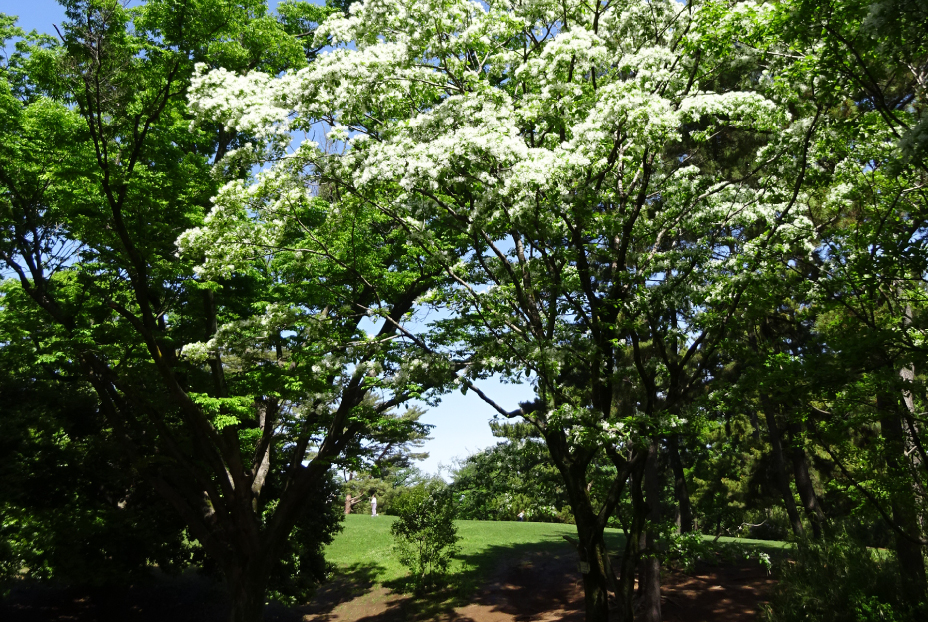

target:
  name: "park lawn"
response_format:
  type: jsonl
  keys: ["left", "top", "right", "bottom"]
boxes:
{"left": 712, "top": 535, "right": 793, "bottom": 552}
{"left": 324, "top": 515, "right": 790, "bottom": 591}
{"left": 325, "top": 515, "right": 591, "bottom": 587}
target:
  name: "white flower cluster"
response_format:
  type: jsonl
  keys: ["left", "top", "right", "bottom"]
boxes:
{"left": 180, "top": 303, "right": 301, "bottom": 363}
{"left": 185, "top": 0, "right": 787, "bottom": 265}
{"left": 179, "top": 0, "right": 804, "bottom": 435}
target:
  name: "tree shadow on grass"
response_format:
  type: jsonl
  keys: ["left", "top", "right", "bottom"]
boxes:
{"left": 299, "top": 561, "right": 388, "bottom": 620}
{"left": 308, "top": 529, "right": 788, "bottom": 622}
{"left": 322, "top": 562, "right": 389, "bottom": 602}
{"left": 454, "top": 541, "right": 584, "bottom": 621}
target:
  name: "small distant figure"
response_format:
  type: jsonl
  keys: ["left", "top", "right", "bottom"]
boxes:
{"left": 517, "top": 511, "right": 525, "bottom": 522}
{"left": 371, "top": 495, "right": 378, "bottom": 517}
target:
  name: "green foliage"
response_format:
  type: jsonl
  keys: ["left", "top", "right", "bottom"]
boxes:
{"left": 265, "top": 471, "right": 344, "bottom": 605}
{"left": 2, "top": 0, "right": 928, "bottom": 616}
{"left": 0, "top": 2, "right": 416, "bottom": 616}
{"left": 763, "top": 532, "right": 927, "bottom": 622}
{"left": 450, "top": 423, "right": 572, "bottom": 523}
{"left": 662, "top": 530, "right": 713, "bottom": 573}
{"left": 339, "top": 404, "right": 436, "bottom": 516}
{"left": 0, "top": 365, "right": 193, "bottom": 592}
{"left": 390, "top": 484, "right": 460, "bottom": 592}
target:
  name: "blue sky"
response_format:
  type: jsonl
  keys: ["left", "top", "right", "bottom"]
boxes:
{"left": 4, "top": 0, "right": 66, "bottom": 35}
{"left": 414, "top": 377, "right": 535, "bottom": 478}
{"left": 2, "top": 0, "right": 535, "bottom": 478}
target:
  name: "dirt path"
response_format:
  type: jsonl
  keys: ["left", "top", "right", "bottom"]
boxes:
{"left": 2, "top": 553, "right": 775, "bottom": 622}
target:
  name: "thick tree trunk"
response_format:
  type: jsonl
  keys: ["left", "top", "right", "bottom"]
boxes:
{"left": 638, "top": 438, "right": 662, "bottom": 622}
{"left": 344, "top": 494, "right": 365, "bottom": 514}
{"left": 787, "top": 422, "right": 825, "bottom": 539}
{"left": 878, "top": 391, "right": 928, "bottom": 606}
{"left": 225, "top": 557, "right": 270, "bottom": 622}
{"left": 668, "top": 435, "right": 694, "bottom": 534}
{"left": 761, "top": 399, "right": 805, "bottom": 537}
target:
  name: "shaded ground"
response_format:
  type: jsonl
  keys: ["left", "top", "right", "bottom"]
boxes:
{"left": 661, "top": 560, "right": 776, "bottom": 622}
{"left": 300, "top": 543, "right": 775, "bottom": 622}
{"left": 0, "top": 571, "right": 299, "bottom": 622}
{"left": 2, "top": 547, "right": 775, "bottom": 622}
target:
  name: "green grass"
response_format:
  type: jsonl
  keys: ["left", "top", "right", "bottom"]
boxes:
{"left": 711, "top": 535, "right": 794, "bottom": 553}
{"left": 324, "top": 515, "right": 791, "bottom": 595}
{"left": 710, "top": 536, "right": 792, "bottom": 548}
{"left": 325, "top": 515, "right": 595, "bottom": 586}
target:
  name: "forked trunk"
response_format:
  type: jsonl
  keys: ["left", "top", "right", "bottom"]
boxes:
{"left": 615, "top": 481, "right": 644, "bottom": 622}
{"left": 573, "top": 513, "right": 612, "bottom": 622}
{"left": 543, "top": 427, "right": 641, "bottom": 621}
{"left": 761, "top": 399, "right": 805, "bottom": 537}
{"left": 542, "top": 428, "right": 624, "bottom": 622}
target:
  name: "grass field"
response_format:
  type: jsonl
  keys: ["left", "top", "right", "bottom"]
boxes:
{"left": 324, "top": 515, "right": 790, "bottom": 592}
{"left": 325, "top": 515, "right": 594, "bottom": 593}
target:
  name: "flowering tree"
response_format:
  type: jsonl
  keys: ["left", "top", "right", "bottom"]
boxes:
{"left": 189, "top": 0, "right": 813, "bottom": 619}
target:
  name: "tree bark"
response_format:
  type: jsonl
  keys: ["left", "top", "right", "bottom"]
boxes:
{"left": 787, "top": 422, "right": 825, "bottom": 538}
{"left": 574, "top": 511, "right": 612, "bottom": 622}
{"left": 541, "top": 427, "right": 640, "bottom": 622}
{"left": 344, "top": 493, "right": 364, "bottom": 514}
{"left": 638, "top": 438, "right": 662, "bottom": 622}
{"left": 225, "top": 555, "right": 270, "bottom": 622}
{"left": 761, "top": 399, "right": 805, "bottom": 537}
{"left": 543, "top": 446, "right": 609, "bottom": 622}
{"left": 878, "top": 391, "right": 928, "bottom": 606}
{"left": 668, "top": 435, "right": 694, "bottom": 533}
{"left": 616, "top": 461, "right": 646, "bottom": 622}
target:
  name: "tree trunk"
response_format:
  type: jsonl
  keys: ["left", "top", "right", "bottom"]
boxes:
{"left": 573, "top": 512, "right": 612, "bottom": 622}
{"left": 749, "top": 409, "right": 762, "bottom": 442}
{"left": 668, "top": 435, "right": 694, "bottom": 533}
{"left": 638, "top": 438, "right": 662, "bottom": 622}
{"left": 542, "top": 426, "right": 642, "bottom": 622}
{"left": 225, "top": 558, "right": 270, "bottom": 622}
{"left": 344, "top": 494, "right": 364, "bottom": 514}
{"left": 617, "top": 463, "right": 646, "bottom": 622}
{"left": 787, "top": 422, "right": 825, "bottom": 538}
{"left": 761, "top": 399, "right": 805, "bottom": 537}
{"left": 878, "top": 391, "right": 928, "bottom": 606}
{"left": 544, "top": 450, "right": 610, "bottom": 622}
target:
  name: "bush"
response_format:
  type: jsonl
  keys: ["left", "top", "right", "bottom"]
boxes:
{"left": 390, "top": 484, "right": 459, "bottom": 593}
{"left": 763, "top": 532, "right": 926, "bottom": 622}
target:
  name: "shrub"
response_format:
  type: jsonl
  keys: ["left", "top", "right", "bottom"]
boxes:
{"left": 763, "top": 532, "right": 926, "bottom": 622}
{"left": 390, "top": 484, "right": 459, "bottom": 592}
{"left": 663, "top": 530, "right": 713, "bottom": 572}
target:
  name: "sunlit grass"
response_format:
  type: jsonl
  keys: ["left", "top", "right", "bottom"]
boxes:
{"left": 324, "top": 515, "right": 789, "bottom": 589}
